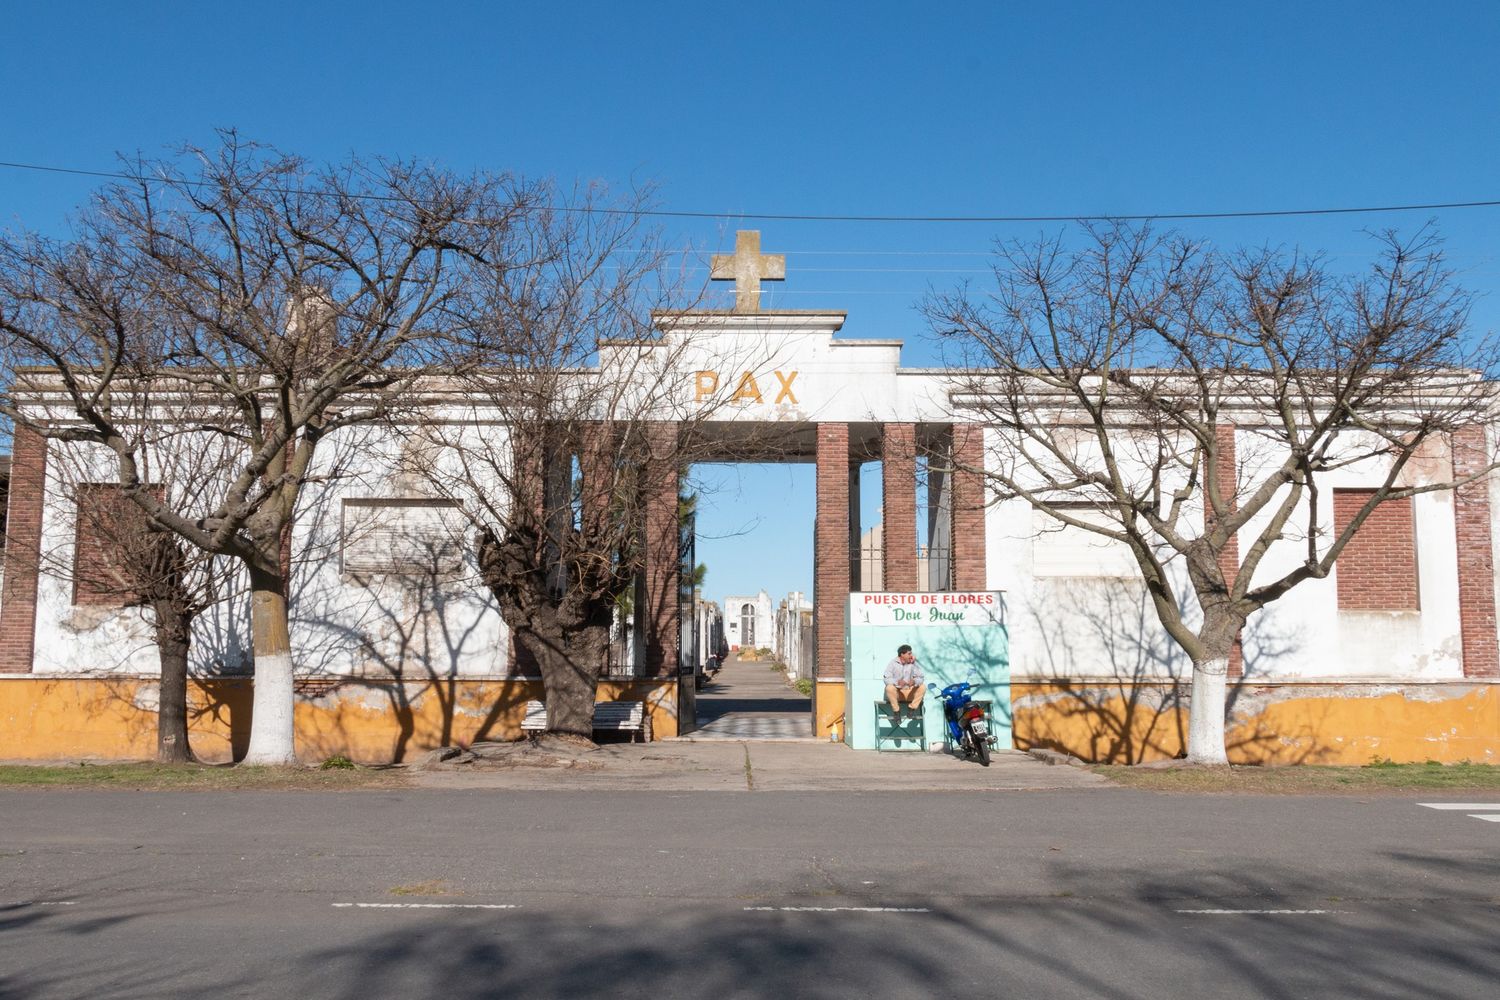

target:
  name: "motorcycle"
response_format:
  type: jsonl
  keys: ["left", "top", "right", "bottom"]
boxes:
{"left": 929, "top": 681, "right": 993, "bottom": 766}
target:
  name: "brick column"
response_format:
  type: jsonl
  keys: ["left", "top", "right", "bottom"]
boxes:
{"left": 951, "top": 423, "right": 987, "bottom": 591}
{"left": 815, "top": 423, "right": 850, "bottom": 680}
{"left": 577, "top": 422, "right": 613, "bottom": 542}
{"left": 882, "top": 423, "right": 918, "bottom": 591}
{"left": 1206, "top": 423, "right": 1243, "bottom": 677}
{"left": 1453, "top": 425, "right": 1499, "bottom": 677}
{"left": 0, "top": 426, "right": 46, "bottom": 673}
{"left": 641, "top": 422, "right": 680, "bottom": 678}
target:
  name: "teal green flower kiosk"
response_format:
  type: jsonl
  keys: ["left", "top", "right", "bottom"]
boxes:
{"left": 844, "top": 592, "right": 1009, "bottom": 751}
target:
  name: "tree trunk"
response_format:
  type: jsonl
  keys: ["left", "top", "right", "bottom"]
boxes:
{"left": 243, "top": 569, "right": 297, "bottom": 765}
{"left": 153, "top": 599, "right": 195, "bottom": 764}
{"left": 514, "top": 620, "right": 611, "bottom": 740}
{"left": 1186, "top": 656, "right": 1230, "bottom": 765}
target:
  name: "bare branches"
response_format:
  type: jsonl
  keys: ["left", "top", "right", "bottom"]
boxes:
{"left": 930, "top": 221, "right": 1497, "bottom": 646}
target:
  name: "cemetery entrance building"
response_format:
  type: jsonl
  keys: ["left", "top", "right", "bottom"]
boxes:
{"left": 3, "top": 232, "right": 1498, "bottom": 764}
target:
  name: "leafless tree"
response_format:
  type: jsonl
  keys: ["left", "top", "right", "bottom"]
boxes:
{"left": 925, "top": 223, "right": 1498, "bottom": 764}
{"left": 0, "top": 132, "right": 549, "bottom": 763}
{"left": 45, "top": 439, "right": 234, "bottom": 762}
{"left": 406, "top": 232, "right": 786, "bottom": 740}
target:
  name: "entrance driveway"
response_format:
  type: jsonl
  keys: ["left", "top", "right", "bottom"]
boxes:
{"left": 688, "top": 653, "right": 813, "bottom": 740}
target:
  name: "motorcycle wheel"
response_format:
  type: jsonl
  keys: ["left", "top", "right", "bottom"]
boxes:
{"left": 971, "top": 728, "right": 991, "bottom": 767}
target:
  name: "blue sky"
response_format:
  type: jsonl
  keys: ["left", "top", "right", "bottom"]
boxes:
{"left": 4, "top": 1, "right": 1498, "bottom": 604}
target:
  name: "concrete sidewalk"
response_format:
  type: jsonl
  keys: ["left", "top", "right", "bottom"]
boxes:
{"left": 412, "top": 739, "right": 1106, "bottom": 792}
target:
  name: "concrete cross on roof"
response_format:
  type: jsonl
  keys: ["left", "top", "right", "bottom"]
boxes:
{"left": 710, "top": 230, "right": 786, "bottom": 312}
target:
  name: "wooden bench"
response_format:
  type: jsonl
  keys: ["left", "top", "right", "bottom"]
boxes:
{"left": 521, "top": 700, "right": 652, "bottom": 742}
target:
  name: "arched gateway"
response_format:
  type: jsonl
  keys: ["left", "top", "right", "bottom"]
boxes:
{"left": 608, "top": 229, "right": 994, "bottom": 741}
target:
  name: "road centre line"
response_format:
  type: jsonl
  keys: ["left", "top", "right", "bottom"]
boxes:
{"left": 1470, "top": 815, "right": 1500, "bottom": 823}
{"left": 10, "top": 901, "right": 77, "bottom": 907}
{"left": 332, "top": 903, "right": 520, "bottom": 910}
{"left": 1176, "top": 909, "right": 1349, "bottom": 915}
{"left": 1417, "top": 803, "right": 1500, "bottom": 810}
{"left": 743, "top": 906, "right": 931, "bottom": 913}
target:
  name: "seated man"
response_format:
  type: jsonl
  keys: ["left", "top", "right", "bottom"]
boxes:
{"left": 883, "top": 644, "right": 925, "bottom": 720}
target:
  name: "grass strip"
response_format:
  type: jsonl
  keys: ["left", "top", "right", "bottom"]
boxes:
{"left": 0, "top": 761, "right": 407, "bottom": 791}
{"left": 1094, "top": 760, "right": 1500, "bottom": 794}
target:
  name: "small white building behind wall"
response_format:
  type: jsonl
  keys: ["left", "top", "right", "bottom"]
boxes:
{"left": 775, "top": 591, "right": 813, "bottom": 679}
{"left": 723, "top": 590, "right": 774, "bottom": 653}
{"left": 3, "top": 230, "right": 1498, "bottom": 763}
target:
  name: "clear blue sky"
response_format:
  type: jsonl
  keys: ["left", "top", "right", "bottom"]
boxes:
{"left": 4, "top": 1, "right": 1498, "bottom": 604}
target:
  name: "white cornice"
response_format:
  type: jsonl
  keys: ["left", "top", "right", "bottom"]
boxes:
{"left": 650, "top": 310, "right": 847, "bottom": 334}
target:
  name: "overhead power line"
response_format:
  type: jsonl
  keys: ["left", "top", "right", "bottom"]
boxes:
{"left": 2, "top": 157, "right": 1499, "bottom": 224}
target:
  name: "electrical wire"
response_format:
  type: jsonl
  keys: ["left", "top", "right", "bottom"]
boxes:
{"left": 2, "top": 158, "right": 1498, "bottom": 224}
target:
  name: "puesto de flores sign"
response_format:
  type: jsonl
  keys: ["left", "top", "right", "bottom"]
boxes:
{"left": 845, "top": 591, "right": 1009, "bottom": 752}
{"left": 851, "top": 591, "right": 1004, "bottom": 627}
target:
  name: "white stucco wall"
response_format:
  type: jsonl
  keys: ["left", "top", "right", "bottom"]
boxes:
{"left": 29, "top": 422, "right": 512, "bottom": 679}
{"left": 16, "top": 314, "right": 1488, "bottom": 689}
{"left": 987, "top": 424, "right": 1469, "bottom": 682}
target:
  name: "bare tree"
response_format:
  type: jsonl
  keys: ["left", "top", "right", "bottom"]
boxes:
{"left": 407, "top": 227, "right": 784, "bottom": 740}
{"left": 925, "top": 223, "right": 1498, "bottom": 764}
{"left": 51, "top": 461, "right": 231, "bottom": 762}
{"left": 0, "top": 133, "right": 541, "bottom": 764}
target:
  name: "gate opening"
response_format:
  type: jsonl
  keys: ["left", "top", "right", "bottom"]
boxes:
{"left": 681, "top": 462, "right": 816, "bottom": 739}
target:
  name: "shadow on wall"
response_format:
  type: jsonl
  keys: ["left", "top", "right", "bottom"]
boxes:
{"left": 1012, "top": 578, "right": 1315, "bottom": 764}
{"left": 39, "top": 577, "right": 255, "bottom": 762}
{"left": 930, "top": 617, "right": 1015, "bottom": 738}
{"left": 290, "top": 536, "right": 536, "bottom": 763}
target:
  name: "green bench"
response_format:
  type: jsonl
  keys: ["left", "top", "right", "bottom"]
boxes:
{"left": 874, "top": 701, "right": 926, "bottom": 751}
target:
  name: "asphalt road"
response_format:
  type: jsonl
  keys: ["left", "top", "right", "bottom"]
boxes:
{"left": 3, "top": 788, "right": 1497, "bottom": 998}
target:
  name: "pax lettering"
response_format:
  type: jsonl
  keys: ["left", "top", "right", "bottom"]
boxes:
{"left": 694, "top": 370, "right": 799, "bottom": 405}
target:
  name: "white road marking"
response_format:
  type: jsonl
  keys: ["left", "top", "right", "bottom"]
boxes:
{"left": 743, "top": 906, "right": 930, "bottom": 913}
{"left": 11, "top": 901, "right": 77, "bottom": 907}
{"left": 1418, "top": 803, "right": 1500, "bottom": 823}
{"left": 1176, "top": 909, "right": 1348, "bottom": 915}
{"left": 1417, "top": 803, "right": 1500, "bottom": 810}
{"left": 332, "top": 903, "right": 519, "bottom": 910}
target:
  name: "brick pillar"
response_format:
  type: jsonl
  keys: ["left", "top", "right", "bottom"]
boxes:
{"left": 577, "top": 422, "right": 613, "bottom": 541}
{"left": 641, "top": 422, "right": 680, "bottom": 678}
{"left": 815, "top": 423, "right": 850, "bottom": 680}
{"left": 0, "top": 426, "right": 46, "bottom": 673}
{"left": 1206, "top": 423, "right": 1243, "bottom": 677}
{"left": 882, "top": 423, "right": 918, "bottom": 591}
{"left": 951, "top": 423, "right": 987, "bottom": 591}
{"left": 1453, "top": 425, "right": 1499, "bottom": 677}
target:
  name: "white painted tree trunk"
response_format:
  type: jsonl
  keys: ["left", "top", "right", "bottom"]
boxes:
{"left": 242, "top": 651, "right": 297, "bottom": 765}
{"left": 243, "top": 579, "right": 298, "bottom": 765}
{"left": 1186, "top": 656, "right": 1230, "bottom": 765}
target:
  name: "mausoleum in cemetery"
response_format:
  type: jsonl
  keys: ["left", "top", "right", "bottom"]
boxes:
{"left": 2, "top": 232, "right": 1497, "bottom": 764}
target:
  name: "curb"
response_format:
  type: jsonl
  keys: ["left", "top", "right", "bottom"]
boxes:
{"left": 1027, "top": 748, "right": 1087, "bottom": 768}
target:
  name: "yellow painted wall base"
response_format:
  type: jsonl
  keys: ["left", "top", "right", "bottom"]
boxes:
{"left": 0, "top": 676, "right": 678, "bottom": 764}
{"left": 1012, "top": 680, "right": 1500, "bottom": 765}
{"left": 3, "top": 676, "right": 1496, "bottom": 765}
{"left": 813, "top": 680, "right": 846, "bottom": 741}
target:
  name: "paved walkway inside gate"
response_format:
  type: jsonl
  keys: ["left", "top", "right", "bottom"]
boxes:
{"left": 686, "top": 653, "right": 814, "bottom": 741}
